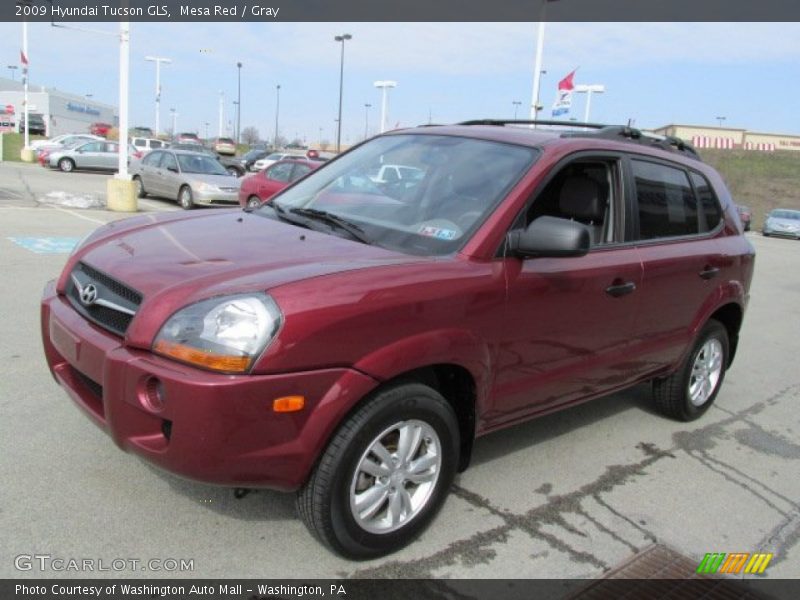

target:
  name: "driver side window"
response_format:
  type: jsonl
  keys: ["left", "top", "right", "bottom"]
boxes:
{"left": 525, "top": 160, "right": 620, "bottom": 247}
{"left": 267, "top": 162, "right": 293, "bottom": 182}
{"left": 161, "top": 153, "right": 178, "bottom": 171}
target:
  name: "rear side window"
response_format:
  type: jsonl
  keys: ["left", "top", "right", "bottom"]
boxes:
{"left": 633, "top": 160, "right": 698, "bottom": 239}
{"left": 690, "top": 172, "right": 722, "bottom": 231}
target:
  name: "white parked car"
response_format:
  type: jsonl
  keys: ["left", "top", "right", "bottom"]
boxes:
{"left": 131, "top": 137, "right": 168, "bottom": 154}
{"left": 252, "top": 152, "right": 304, "bottom": 172}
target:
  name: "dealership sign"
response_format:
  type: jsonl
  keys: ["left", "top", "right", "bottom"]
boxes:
{"left": 66, "top": 102, "right": 101, "bottom": 116}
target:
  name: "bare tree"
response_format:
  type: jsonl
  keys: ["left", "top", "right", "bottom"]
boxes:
{"left": 241, "top": 126, "right": 260, "bottom": 146}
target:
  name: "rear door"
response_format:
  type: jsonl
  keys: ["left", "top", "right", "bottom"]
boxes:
{"left": 139, "top": 151, "right": 164, "bottom": 195}
{"left": 75, "top": 141, "right": 105, "bottom": 169}
{"left": 628, "top": 157, "right": 726, "bottom": 372}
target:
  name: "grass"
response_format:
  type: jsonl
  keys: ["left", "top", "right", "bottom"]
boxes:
{"left": 0, "top": 132, "right": 46, "bottom": 162}
{"left": 698, "top": 149, "right": 800, "bottom": 229}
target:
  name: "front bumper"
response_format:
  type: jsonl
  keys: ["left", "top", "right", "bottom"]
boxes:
{"left": 41, "top": 281, "right": 377, "bottom": 490}
{"left": 193, "top": 188, "right": 240, "bottom": 206}
{"left": 763, "top": 227, "right": 800, "bottom": 239}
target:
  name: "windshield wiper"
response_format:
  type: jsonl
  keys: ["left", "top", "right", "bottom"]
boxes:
{"left": 288, "top": 207, "right": 372, "bottom": 244}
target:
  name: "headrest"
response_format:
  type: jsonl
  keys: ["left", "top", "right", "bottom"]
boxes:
{"left": 559, "top": 176, "right": 606, "bottom": 222}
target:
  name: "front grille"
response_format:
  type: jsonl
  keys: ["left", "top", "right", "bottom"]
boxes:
{"left": 67, "top": 262, "right": 143, "bottom": 336}
{"left": 74, "top": 368, "right": 103, "bottom": 400}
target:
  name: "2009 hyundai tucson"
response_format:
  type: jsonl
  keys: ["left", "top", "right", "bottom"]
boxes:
{"left": 41, "top": 121, "right": 755, "bottom": 558}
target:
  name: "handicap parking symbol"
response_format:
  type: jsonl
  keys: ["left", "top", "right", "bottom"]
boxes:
{"left": 8, "top": 237, "right": 81, "bottom": 254}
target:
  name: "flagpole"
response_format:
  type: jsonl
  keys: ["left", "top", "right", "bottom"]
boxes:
{"left": 22, "top": 19, "right": 29, "bottom": 150}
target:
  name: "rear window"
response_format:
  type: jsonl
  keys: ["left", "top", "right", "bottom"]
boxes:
{"left": 633, "top": 160, "right": 699, "bottom": 239}
{"left": 689, "top": 172, "right": 722, "bottom": 231}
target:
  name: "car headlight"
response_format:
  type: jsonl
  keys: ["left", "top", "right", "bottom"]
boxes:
{"left": 153, "top": 293, "right": 282, "bottom": 373}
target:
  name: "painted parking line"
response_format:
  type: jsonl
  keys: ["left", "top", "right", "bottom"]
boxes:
{"left": 7, "top": 236, "right": 80, "bottom": 254}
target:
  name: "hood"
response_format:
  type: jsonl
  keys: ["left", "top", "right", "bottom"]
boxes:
{"left": 71, "top": 210, "right": 423, "bottom": 343}
{"left": 185, "top": 173, "right": 241, "bottom": 188}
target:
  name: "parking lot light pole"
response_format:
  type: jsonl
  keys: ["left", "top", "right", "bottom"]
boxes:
{"left": 364, "top": 103, "right": 371, "bottom": 139}
{"left": 373, "top": 80, "right": 397, "bottom": 133}
{"left": 236, "top": 62, "right": 242, "bottom": 144}
{"left": 530, "top": 1, "right": 559, "bottom": 127}
{"left": 218, "top": 90, "right": 224, "bottom": 138}
{"left": 7, "top": 65, "right": 17, "bottom": 81}
{"left": 512, "top": 100, "right": 522, "bottom": 120}
{"left": 574, "top": 84, "right": 605, "bottom": 123}
{"left": 274, "top": 84, "right": 281, "bottom": 148}
{"left": 716, "top": 116, "right": 726, "bottom": 127}
{"left": 144, "top": 55, "right": 172, "bottom": 137}
{"left": 334, "top": 34, "right": 352, "bottom": 153}
{"left": 170, "top": 107, "right": 177, "bottom": 137}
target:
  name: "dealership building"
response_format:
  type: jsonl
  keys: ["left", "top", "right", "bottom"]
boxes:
{"left": 652, "top": 124, "right": 800, "bottom": 152}
{"left": 0, "top": 76, "right": 117, "bottom": 137}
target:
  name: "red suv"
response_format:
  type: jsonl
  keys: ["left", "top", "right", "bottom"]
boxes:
{"left": 41, "top": 121, "right": 754, "bottom": 559}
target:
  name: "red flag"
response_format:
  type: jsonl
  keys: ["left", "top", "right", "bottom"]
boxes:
{"left": 20, "top": 50, "right": 28, "bottom": 66}
{"left": 558, "top": 70, "right": 576, "bottom": 91}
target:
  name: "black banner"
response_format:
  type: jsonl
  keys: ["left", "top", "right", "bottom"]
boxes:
{"left": 6, "top": 0, "right": 800, "bottom": 22}
{"left": 3, "top": 579, "right": 800, "bottom": 600}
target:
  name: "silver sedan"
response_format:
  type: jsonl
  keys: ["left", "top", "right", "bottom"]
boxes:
{"left": 130, "top": 149, "right": 241, "bottom": 209}
{"left": 48, "top": 140, "right": 129, "bottom": 173}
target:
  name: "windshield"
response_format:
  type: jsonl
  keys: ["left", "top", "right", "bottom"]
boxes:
{"left": 771, "top": 210, "right": 800, "bottom": 220}
{"left": 266, "top": 133, "right": 537, "bottom": 256}
{"left": 177, "top": 154, "right": 228, "bottom": 175}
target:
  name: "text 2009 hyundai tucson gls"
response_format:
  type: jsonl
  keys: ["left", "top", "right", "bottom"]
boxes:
{"left": 42, "top": 121, "right": 755, "bottom": 558}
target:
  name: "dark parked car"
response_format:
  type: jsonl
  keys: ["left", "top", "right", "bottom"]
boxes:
{"left": 169, "top": 142, "right": 246, "bottom": 177}
{"left": 42, "top": 120, "right": 754, "bottom": 559}
{"left": 762, "top": 208, "right": 800, "bottom": 239}
{"left": 737, "top": 205, "right": 752, "bottom": 231}
{"left": 19, "top": 112, "right": 47, "bottom": 135}
{"left": 238, "top": 158, "right": 321, "bottom": 208}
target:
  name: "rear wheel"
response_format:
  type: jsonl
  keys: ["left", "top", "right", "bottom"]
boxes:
{"left": 178, "top": 186, "right": 194, "bottom": 210}
{"left": 58, "top": 158, "right": 75, "bottom": 173}
{"left": 296, "top": 382, "right": 459, "bottom": 559}
{"left": 653, "top": 319, "right": 729, "bottom": 421}
{"left": 227, "top": 166, "right": 242, "bottom": 177}
{"left": 247, "top": 196, "right": 262, "bottom": 209}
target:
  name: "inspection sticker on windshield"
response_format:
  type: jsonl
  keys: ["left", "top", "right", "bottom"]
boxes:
{"left": 418, "top": 226, "right": 457, "bottom": 240}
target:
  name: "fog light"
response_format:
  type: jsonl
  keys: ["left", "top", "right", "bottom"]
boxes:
{"left": 143, "top": 377, "right": 166, "bottom": 412}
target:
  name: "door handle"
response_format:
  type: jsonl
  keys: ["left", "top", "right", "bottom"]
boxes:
{"left": 699, "top": 266, "right": 720, "bottom": 280}
{"left": 605, "top": 280, "right": 636, "bottom": 298}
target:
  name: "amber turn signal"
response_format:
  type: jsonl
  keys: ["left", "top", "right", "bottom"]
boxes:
{"left": 273, "top": 395, "right": 305, "bottom": 413}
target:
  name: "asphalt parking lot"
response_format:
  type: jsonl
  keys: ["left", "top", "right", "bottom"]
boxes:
{"left": 1, "top": 161, "right": 798, "bottom": 581}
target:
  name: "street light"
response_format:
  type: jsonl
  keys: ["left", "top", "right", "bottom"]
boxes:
{"left": 144, "top": 55, "right": 172, "bottom": 137}
{"left": 364, "top": 103, "right": 372, "bottom": 138}
{"left": 334, "top": 33, "right": 352, "bottom": 153}
{"left": 169, "top": 107, "right": 177, "bottom": 137}
{"left": 236, "top": 61, "right": 242, "bottom": 144}
{"left": 274, "top": 84, "right": 281, "bottom": 148}
{"left": 512, "top": 100, "right": 522, "bottom": 120}
{"left": 7, "top": 65, "right": 17, "bottom": 81}
{"left": 218, "top": 90, "right": 224, "bottom": 138}
{"left": 535, "top": 70, "right": 547, "bottom": 117}
{"left": 574, "top": 84, "right": 605, "bottom": 123}
{"left": 716, "top": 116, "right": 726, "bottom": 128}
{"left": 373, "top": 80, "right": 397, "bottom": 133}
{"left": 233, "top": 100, "right": 239, "bottom": 140}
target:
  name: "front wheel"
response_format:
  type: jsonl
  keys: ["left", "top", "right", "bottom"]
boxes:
{"left": 227, "top": 166, "right": 242, "bottom": 177}
{"left": 58, "top": 158, "right": 75, "bottom": 173}
{"left": 178, "top": 186, "right": 194, "bottom": 210}
{"left": 133, "top": 176, "right": 147, "bottom": 198}
{"left": 246, "top": 196, "right": 262, "bottom": 209}
{"left": 653, "top": 319, "right": 729, "bottom": 421}
{"left": 296, "top": 383, "right": 459, "bottom": 559}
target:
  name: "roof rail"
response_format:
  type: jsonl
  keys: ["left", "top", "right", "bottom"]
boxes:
{"left": 457, "top": 119, "right": 608, "bottom": 129}
{"left": 562, "top": 125, "right": 702, "bottom": 161}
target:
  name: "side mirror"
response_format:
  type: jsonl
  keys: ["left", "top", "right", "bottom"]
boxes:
{"left": 507, "top": 216, "right": 590, "bottom": 258}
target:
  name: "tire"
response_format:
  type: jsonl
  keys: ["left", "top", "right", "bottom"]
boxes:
{"left": 653, "top": 319, "right": 729, "bottom": 421}
{"left": 296, "top": 382, "right": 460, "bottom": 559}
{"left": 247, "top": 196, "right": 262, "bottom": 209}
{"left": 227, "top": 166, "right": 243, "bottom": 177}
{"left": 178, "top": 186, "right": 194, "bottom": 210}
{"left": 133, "top": 176, "right": 147, "bottom": 198}
{"left": 58, "top": 158, "right": 75, "bottom": 173}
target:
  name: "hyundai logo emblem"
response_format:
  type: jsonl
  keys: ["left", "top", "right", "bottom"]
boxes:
{"left": 79, "top": 283, "right": 99, "bottom": 307}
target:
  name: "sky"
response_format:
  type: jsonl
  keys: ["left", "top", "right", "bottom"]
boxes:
{"left": 1, "top": 21, "right": 800, "bottom": 143}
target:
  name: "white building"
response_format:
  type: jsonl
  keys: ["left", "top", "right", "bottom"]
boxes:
{"left": 0, "top": 76, "right": 117, "bottom": 137}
